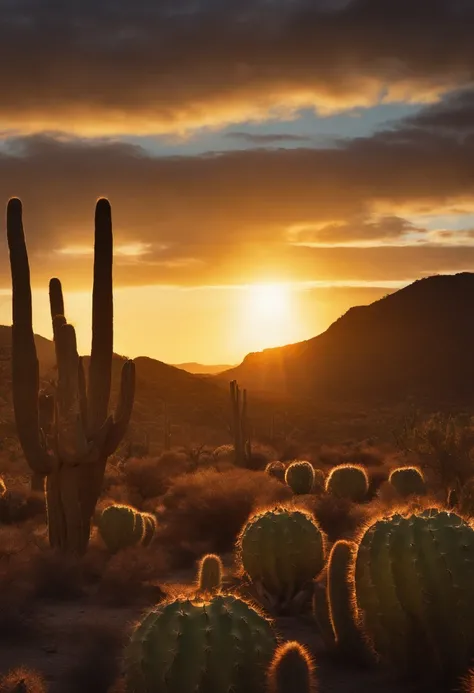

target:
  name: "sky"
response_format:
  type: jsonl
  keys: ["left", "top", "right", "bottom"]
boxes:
{"left": 2, "top": 0, "right": 474, "bottom": 364}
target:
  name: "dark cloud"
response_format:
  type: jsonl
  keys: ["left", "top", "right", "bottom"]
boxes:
{"left": 225, "top": 132, "right": 314, "bottom": 144}
{"left": 0, "top": 0, "right": 473, "bottom": 133}
{"left": 291, "top": 216, "right": 425, "bottom": 244}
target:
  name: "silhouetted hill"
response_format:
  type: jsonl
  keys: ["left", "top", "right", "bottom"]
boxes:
{"left": 173, "top": 362, "right": 234, "bottom": 375}
{"left": 222, "top": 273, "right": 474, "bottom": 403}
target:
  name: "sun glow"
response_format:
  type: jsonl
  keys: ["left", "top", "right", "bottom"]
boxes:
{"left": 250, "top": 283, "right": 291, "bottom": 319}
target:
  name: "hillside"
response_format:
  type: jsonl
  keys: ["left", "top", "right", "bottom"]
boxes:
{"left": 222, "top": 273, "right": 474, "bottom": 403}
{"left": 173, "top": 362, "right": 234, "bottom": 375}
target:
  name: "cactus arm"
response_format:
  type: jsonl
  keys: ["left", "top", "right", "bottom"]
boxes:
{"left": 87, "top": 198, "right": 113, "bottom": 435}
{"left": 6, "top": 198, "right": 52, "bottom": 474}
{"left": 104, "top": 359, "right": 136, "bottom": 456}
{"left": 49, "top": 277, "right": 65, "bottom": 323}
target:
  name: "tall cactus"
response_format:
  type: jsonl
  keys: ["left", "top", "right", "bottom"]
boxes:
{"left": 7, "top": 198, "right": 135, "bottom": 553}
{"left": 230, "top": 380, "right": 250, "bottom": 466}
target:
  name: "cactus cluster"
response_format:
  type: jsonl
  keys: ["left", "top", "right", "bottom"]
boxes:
{"left": 325, "top": 464, "right": 368, "bottom": 502}
{"left": 285, "top": 460, "right": 315, "bottom": 495}
{"left": 388, "top": 466, "right": 426, "bottom": 497}
{"left": 6, "top": 198, "right": 135, "bottom": 553}
{"left": 353, "top": 507, "right": 474, "bottom": 687}
{"left": 125, "top": 594, "right": 277, "bottom": 693}
{"left": 238, "top": 507, "right": 325, "bottom": 609}
{"left": 98, "top": 504, "right": 156, "bottom": 552}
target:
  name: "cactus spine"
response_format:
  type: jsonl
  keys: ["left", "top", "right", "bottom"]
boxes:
{"left": 353, "top": 508, "right": 474, "bottom": 686}
{"left": 197, "top": 553, "right": 223, "bottom": 593}
{"left": 238, "top": 507, "right": 325, "bottom": 608}
{"left": 388, "top": 466, "right": 426, "bottom": 497}
{"left": 267, "top": 641, "right": 317, "bottom": 693}
{"left": 125, "top": 594, "right": 277, "bottom": 693}
{"left": 7, "top": 198, "right": 135, "bottom": 553}
{"left": 230, "top": 380, "right": 250, "bottom": 466}
{"left": 325, "top": 464, "right": 368, "bottom": 502}
{"left": 285, "top": 461, "right": 315, "bottom": 495}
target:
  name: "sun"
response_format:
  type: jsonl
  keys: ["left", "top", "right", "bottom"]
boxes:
{"left": 250, "top": 283, "right": 291, "bottom": 319}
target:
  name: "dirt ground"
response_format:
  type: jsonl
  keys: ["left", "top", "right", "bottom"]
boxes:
{"left": 0, "top": 570, "right": 416, "bottom": 693}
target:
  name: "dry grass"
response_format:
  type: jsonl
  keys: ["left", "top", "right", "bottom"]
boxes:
{"left": 0, "top": 668, "right": 47, "bottom": 693}
{"left": 96, "top": 545, "right": 169, "bottom": 606}
{"left": 122, "top": 452, "right": 191, "bottom": 501}
{"left": 158, "top": 468, "right": 293, "bottom": 566}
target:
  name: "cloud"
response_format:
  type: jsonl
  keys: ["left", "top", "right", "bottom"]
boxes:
{"left": 225, "top": 132, "right": 314, "bottom": 144}
{"left": 2, "top": 89, "right": 474, "bottom": 288}
{"left": 0, "top": 0, "right": 473, "bottom": 134}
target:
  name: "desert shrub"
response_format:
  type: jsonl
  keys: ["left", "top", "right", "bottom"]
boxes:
{"left": 97, "top": 546, "right": 169, "bottom": 606}
{"left": 0, "top": 668, "right": 47, "bottom": 693}
{"left": 0, "top": 487, "right": 46, "bottom": 524}
{"left": 158, "top": 468, "right": 293, "bottom": 566}
{"left": 318, "top": 443, "right": 386, "bottom": 468}
{"left": 123, "top": 452, "right": 190, "bottom": 500}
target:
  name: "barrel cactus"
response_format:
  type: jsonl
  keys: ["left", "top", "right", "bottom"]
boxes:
{"left": 266, "top": 461, "right": 286, "bottom": 483}
{"left": 141, "top": 512, "right": 157, "bottom": 547}
{"left": 267, "top": 641, "right": 316, "bottom": 693}
{"left": 285, "top": 461, "right": 315, "bottom": 495}
{"left": 124, "top": 594, "right": 277, "bottom": 693}
{"left": 325, "top": 464, "right": 368, "bottom": 502}
{"left": 353, "top": 507, "right": 474, "bottom": 686}
{"left": 463, "top": 669, "right": 474, "bottom": 693}
{"left": 98, "top": 504, "right": 144, "bottom": 553}
{"left": 326, "top": 540, "right": 369, "bottom": 663}
{"left": 197, "top": 553, "right": 223, "bottom": 593}
{"left": 388, "top": 466, "right": 426, "bottom": 498}
{"left": 237, "top": 506, "right": 326, "bottom": 611}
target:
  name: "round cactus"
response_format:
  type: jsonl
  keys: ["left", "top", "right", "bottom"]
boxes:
{"left": 267, "top": 641, "right": 316, "bottom": 693}
{"left": 325, "top": 464, "right": 368, "bottom": 502}
{"left": 238, "top": 507, "right": 326, "bottom": 605}
{"left": 353, "top": 507, "right": 474, "bottom": 686}
{"left": 141, "top": 512, "right": 157, "bottom": 547}
{"left": 285, "top": 461, "right": 315, "bottom": 495}
{"left": 0, "top": 667, "right": 47, "bottom": 693}
{"left": 98, "top": 504, "right": 144, "bottom": 553}
{"left": 327, "top": 540, "right": 368, "bottom": 663}
{"left": 265, "top": 461, "right": 286, "bottom": 483}
{"left": 197, "top": 553, "right": 223, "bottom": 593}
{"left": 388, "top": 466, "right": 426, "bottom": 498}
{"left": 125, "top": 594, "right": 277, "bottom": 693}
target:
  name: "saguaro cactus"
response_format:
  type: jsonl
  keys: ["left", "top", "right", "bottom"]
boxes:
{"left": 7, "top": 197, "right": 135, "bottom": 554}
{"left": 230, "top": 379, "right": 251, "bottom": 466}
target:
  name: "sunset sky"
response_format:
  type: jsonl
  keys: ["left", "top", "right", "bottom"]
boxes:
{"left": 1, "top": 0, "right": 474, "bottom": 364}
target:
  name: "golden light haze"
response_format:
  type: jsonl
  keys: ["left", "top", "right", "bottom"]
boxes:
{"left": 0, "top": 283, "right": 392, "bottom": 364}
